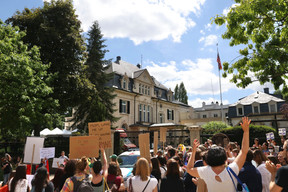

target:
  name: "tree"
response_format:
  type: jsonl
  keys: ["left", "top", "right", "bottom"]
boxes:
{"left": 213, "top": 0, "right": 288, "bottom": 97}
{"left": 6, "top": 0, "right": 86, "bottom": 113}
{"left": 179, "top": 82, "right": 188, "bottom": 104}
{"left": 71, "top": 21, "right": 117, "bottom": 132}
{"left": 202, "top": 121, "right": 230, "bottom": 135}
{"left": 174, "top": 84, "right": 179, "bottom": 101}
{"left": 0, "top": 20, "right": 58, "bottom": 140}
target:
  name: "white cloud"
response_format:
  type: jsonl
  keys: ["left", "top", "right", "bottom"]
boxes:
{"left": 188, "top": 97, "right": 230, "bottom": 108}
{"left": 200, "top": 30, "right": 205, "bottom": 35}
{"left": 204, "top": 23, "right": 212, "bottom": 31}
{"left": 70, "top": 0, "right": 206, "bottom": 45}
{"left": 222, "top": 3, "right": 240, "bottom": 16}
{"left": 198, "top": 34, "right": 218, "bottom": 47}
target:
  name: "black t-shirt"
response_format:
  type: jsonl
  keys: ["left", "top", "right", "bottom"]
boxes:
{"left": 275, "top": 166, "right": 288, "bottom": 192}
{"left": 2, "top": 161, "right": 12, "bottom": 174}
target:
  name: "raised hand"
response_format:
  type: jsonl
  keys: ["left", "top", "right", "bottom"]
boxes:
{"left": 193, "top": 139, "right": 200, "bottom": 152}
{"left": 240, "top": 116, "right": 250, "bottom": 132}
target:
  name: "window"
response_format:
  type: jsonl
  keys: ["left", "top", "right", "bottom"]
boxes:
{"left": 148, "top": 87, "right": 150, "bottom": 95}
{"left": 139, "top": 84, "right": 141, "bottom": 93}
{"left": 167, "top": 109, "right": 174, "bottom": 120}
{"left": 159, "top": 113, "right": 163, "bottom": 123}
{"left": 203, "top": 114, "right": 207, "bottom": 118}
{"left": 214, "top": 114, "right": 218, "bottom": 117}
{"left": 253, "top": 106, "right": 259, "bottom": 113}
{"left": 147, "top": 106, "right": 150, "bottom": 122}
{"left": 145, "top": 86, "right": 147, "bottom": 95}
{"left": 143, "top": 105, "right": 146, "bottom": 122}
{"left": 123, "top": 79, "right": 127, "bottom": 89}
{"left": 142, "top": 85, "right": 144, "bottom": 94}
{"left": 139, "top": 104, "right": 142, "bottom": 121}
{"left": 270, "top": 104, "right": 276, "bottom": 112}
{"left": 119, "top": 99, "right": 130, "bottom": 114}
{"left": 237, "top": 107, "right": 243, "bottom": 116}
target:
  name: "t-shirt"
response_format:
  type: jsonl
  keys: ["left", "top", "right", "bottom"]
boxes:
{"left": 9, "top": 178, "right": 29, "bottom": 192}
{"left": 2, "top": 161, "right": 12, "bottom": 174}
{"left": 107, "top": 174, "right": 122, "bottom": 190}
{"left": 197, "top": 162, "right": 239, "bottom": 192}
{"left": 127, "top": 176, "right": 158, "bottom": 192}
{"left": 257, "top": 162, "right": 271, "bottom": 192}
{"left": 275, "top": 166, "right": 288, "bottom": 192}
{"left": 91, "top": 178, "right": 104, "bottom": 192}
{"left": 160, "top": 176, "right": 184, "bottom": 192}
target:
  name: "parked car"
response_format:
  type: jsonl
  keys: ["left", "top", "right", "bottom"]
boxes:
{"left": 115, "top": 128, "right": 137, "bottom": 151}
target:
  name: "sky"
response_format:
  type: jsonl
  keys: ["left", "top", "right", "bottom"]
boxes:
{"left": 0, "top": 0, "right": 275, "bottom": 107}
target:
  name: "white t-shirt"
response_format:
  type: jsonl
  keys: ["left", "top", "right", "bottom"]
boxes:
{"left": 160, "top": 166, "right": 166, "bottom": 179}
{"left": 127, "top": 176, "right": 158, "bottom": 192}
{"left": 257, "top": 162, "right": 271, "bottom": 192}
{"left": 9, "top": 178, "right": 29, "bottom": 192}
{"left": 197, "top": 162, "right": 239, "bottom": 192}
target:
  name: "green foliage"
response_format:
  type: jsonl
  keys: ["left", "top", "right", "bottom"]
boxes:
{"left": 219, "top": 124, "right": 277, "bottom": 145}
{"left": 6, "top": 0, "right": 86, "bottom": 113}
{"left": 202, "top": 121, "right": 230, "bottom": 134}
{"left": 213, "top": 0, "right": 288, "bottom": 94}
{"left": 72, "top": 21, "right": 117, "bottom": 132}
{"left": 174, "top": 82, "right": 188, "bottom": 104}
{"left": 0, "top": 20, "right": 58, "bottom": 140}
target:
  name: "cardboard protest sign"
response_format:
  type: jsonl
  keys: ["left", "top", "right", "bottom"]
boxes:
{"left": 69, "top": 136, "right": 99, "bottom": 159}
{"left": 52, "top": 158, "right": 65, "bottom": 168}
{"left": 40, "top": 147, "right": 55, "bottom": 159}
{"left": 153, "top": 131, "right": 158, "bottom": 156}
{"left": 139, "top": 133, "right": 150, "bottom": 161}
{"left": 160, "top": 128, "right": 167, "bottom": 143}
{"left": 279, "top": 128, "right": 286, "bottom": 136}
{"left": 23, "top": 137, "right": 45, "bottom": 164}
{"left": 88, "top": 121, "right": 112, "bottom": 149}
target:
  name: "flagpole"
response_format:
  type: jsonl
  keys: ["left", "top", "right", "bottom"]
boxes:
{"left": 217, "top": 44, "right": 224, "bottom": 122}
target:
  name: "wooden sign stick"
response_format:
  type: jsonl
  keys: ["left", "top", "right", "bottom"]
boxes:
{"left": 30, "top": 144, "right": 35, "bottom": 173}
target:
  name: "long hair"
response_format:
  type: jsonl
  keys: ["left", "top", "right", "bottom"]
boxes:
{"left": 75, "top": 157, "right": 88, "bottom": 173}
{"left": 10, "top": 165, "right": 27, "bottom": 192}
{"left": 135, "top": 158, "right": 150, "bottom": 181}
{"left": 166, "top": 159, "right": 180, "bottom": 178}
{"left": 32, "top": 167, "right": 48, "bottom": 192}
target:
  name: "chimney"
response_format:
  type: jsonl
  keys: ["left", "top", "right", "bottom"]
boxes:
{"left": 264, "top": 88, "right": 269, "bottom": 94}
{"left": 202, "top": 102, "right": 206, "bottom": 107}
{"left": 137, "top": 63, "right": 141, "bottom": 69}
{"left": 116, "top": 56, "right": 121, "bottom": 64}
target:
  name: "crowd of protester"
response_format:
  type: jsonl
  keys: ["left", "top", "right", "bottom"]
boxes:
{"left": 1, "top": 117, "right": 288, "bottom": 192}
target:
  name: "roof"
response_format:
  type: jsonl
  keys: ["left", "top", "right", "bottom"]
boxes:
{"left": 230, "top": 91, "right": 285, "bottom": 106}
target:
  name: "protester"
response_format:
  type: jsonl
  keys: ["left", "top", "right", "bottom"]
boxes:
{"left": 150, "top": 157, "right": 161, "bottom": 182}
{"left": 52, "top": 167, "right": 64, "bottom": 192}
{"left": 8, "top": 164, "right": 29, "bottom": 192}
{"left": 253, "top": 138, "right": 262, "bottom": 149}
{"left": 58, "top": 160, "right": 76, "bottom": 191}
{"left": 91, "top": 148, "right": 108, "bottom": 191}
{"left": 186, "top": 116, "right": 250, "bottom": 192}
{"left": 172, "top": 156, "right": 185, "bottom": 178}
{"left": 160, "top": 159, "right": 184, "bottom": 192}
{"left": 106, "top": 162, "right": 122, "bottom": 191}
{"left": 167, "top": 148, "right": 176, "bottom": 159}
{"left": 60, "top": 157, "right": 91, "bottom": 192}
{"left": 127, "top": 158, "right": 158, "bottom": 192}
{"left": 262, "top": 142, "right": 270, "bottom": 155}
{"left": 238, "top": 150, "right": 262, "bottom": 192}
{"left": 59, "top": 151, "right": 68, "bottom": 160}
{"left": 266, "top": 160, "right": 288, "bottom": 191}
{"left": 109, "top": 154, "right": 122, "bottom": 177}
{"left": 253, "top": 149, "right": 271, "bottom": 192}
{"left": 1, "top": 153, "right": 12, "bottom": 185}
{"left": 277, "top": 151, "right": 287, "bottom": 166}
{"left": 31, "top": 167, "right": 54, "bottom": 192}
{"left": 157, "top": 156, "right": 167, "bottom": 179}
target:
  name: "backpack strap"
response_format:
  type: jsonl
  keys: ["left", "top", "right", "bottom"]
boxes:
{"left": 142, "top": 178, "right": 151, "bottom": 192}
{"left": 226, "top": 167, "right": 249, "bottom": 192}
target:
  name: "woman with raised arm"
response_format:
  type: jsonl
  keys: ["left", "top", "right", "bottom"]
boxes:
{"left": 91, "top": 148, "right": 108, "bottom": 192}
{"left": 186, "top": 116, "right": 250, "bottom": 192}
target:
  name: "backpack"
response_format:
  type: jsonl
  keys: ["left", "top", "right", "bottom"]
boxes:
{"left": 71, "top": 174, "right": 94, "bottom": 192}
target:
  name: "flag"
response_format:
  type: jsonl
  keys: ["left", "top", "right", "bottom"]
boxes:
{"left": 217, "top": 52, "right": 222, "bottom": 70}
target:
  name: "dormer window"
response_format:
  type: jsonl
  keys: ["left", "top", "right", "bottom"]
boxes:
{"left": 123, "top": 79, "right": 127, "bottom": 89}
{"left": 269, "top": 103, "right": 277, "bottom": 113}
{"left": 237, "top": 106, "right": 244, "bottom": 116}
{"left": 121, "top": 74, "right": 129, "bottom": 90}
{"left": 252, "top": 103, "right": 260, "bottom": 114}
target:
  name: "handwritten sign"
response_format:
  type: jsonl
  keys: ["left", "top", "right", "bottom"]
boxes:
{"left": 40, "top": 147, "right": 55, "bottom": 159}
{"left": 279, "top": 128, "right": 286, "bottom": 136}
{"left": 23, "top": 137, "right": 44, "bottom": 164}
{"left": 266, "top": 132, "right": 275, "bottom": 140}
{"left": 139, "top": 133, "right": 150, "bottom": 161}
{"left": 69, "top": 136, "right": 99, "bottom": 159}
{"left": 153, "top": 131, "right": 158, "bottom": 156}
{"left": 160, "top": 128, "right": 167, "bottom": 143}
{"left": 52, "top": 158, "right": 65, "bottom": 168}
{"left": 88, "top": 121, "right": 112, "bottom": 149}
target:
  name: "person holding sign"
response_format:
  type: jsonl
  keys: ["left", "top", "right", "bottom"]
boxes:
{"left": 91, "top": 148, "right": 108, "bottom": 191}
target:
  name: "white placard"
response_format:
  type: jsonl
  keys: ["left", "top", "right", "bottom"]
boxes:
{"left": 24, "top": 137, "right": 45, "bottom": 164}
{"left": 52, "top": 158, "right": 64, "bottom": 168}
{"left": 26, "top": 174, "right": 34, "bottom": 189}
{"left": 40, "top": 147, "right": 55, "bottom": 159}
{"left": 279, "top": 128, "right": 286, "bottom": 136}
{"left": 266, "top": 132, "right": 275, "bottom": 140}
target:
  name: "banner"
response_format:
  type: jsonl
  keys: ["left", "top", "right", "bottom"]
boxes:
{"left": 52, "top": 158, "right": 65, "bottom": 168}
{"left": 88, "top": 121, "right": 112, "bottom": 149}
{"left": 69, "top": 135, "right": 99, "bottom": 159}
{"left": 23, "top": 137, "right": 45, "bottom": 164}
{"left": 153, "top": 131, "right": 158, "bottom": 156}
{"left": 40, "top": 147, "right": 55, "bottom": 159}
{"left": 139, "top": 133, "right": 150, "bottom": 161}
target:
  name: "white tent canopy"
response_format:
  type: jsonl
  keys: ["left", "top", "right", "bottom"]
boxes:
{"left": 40, "top": 128, "right": 53, "bottom": 136}
{"left": 39, "top": 128, "right": 77, "bottom": 137}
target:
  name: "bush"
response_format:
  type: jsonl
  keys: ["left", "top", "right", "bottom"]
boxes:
{"left": 219, "top": 124, "right": 277, "bottom": 146}
{"left": 202, "top": 121, "right": 231, "bottom": 134}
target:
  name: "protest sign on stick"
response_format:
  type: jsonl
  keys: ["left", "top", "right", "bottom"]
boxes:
{"left": 52, "top": 158, "right": 65, "bottom": 168}
{"left": 160, "top": 128, "right": 167, "bottom": 151}
{"left": 153, "top": 131, "right": 158, "bottom": 156}
{"left": 88, "top": 121, "right": 112, "bottom": 149}
{"left": 40, "top": 147, "right": 55, "bottom": 159}
{"left": 139, "top": 133, "right": 150, "bottom": 161}
{"left": 24, "top": 137, "right": 44, "bottom": 165}
{"left": 69, "top": 136, "right": 99, "bottom": 159}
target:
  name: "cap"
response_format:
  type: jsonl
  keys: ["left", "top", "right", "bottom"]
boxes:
{"left": 109, "top": 154, "right": 117, "bottom": 159}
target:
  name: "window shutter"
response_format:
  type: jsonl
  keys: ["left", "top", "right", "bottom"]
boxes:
{"left": 127, "top": 101, "right": 130, "bottom": 114}
{"left": 167, "top": 109, "right": 169, "bottom": 120}
{"left": 119, "top": 99, "right": 122, "bottom": 113}
{"left": 172, "top": 110, "right": 174, "bottom": 120}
